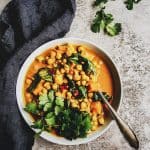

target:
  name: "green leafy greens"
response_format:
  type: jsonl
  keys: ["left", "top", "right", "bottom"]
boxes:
{"left": 124, "top": 0, "right": 141, "bottom": 10}
{"left": 27, "top": 68, "right": 52, "bottom": 93}
{"left": 68, "top": 53, "right": 95, "bottom": 74}
{"left": 91, "top": 7, "right": 121, "bottom": 36}
{"left": 55, "top": 108, "right": 92, "bottom": 140}
{"left": 24, "top": 102, "right": 39, "bottom": 114}
{"left": 38, "top": 68, "right": 52, "bottom": 82}
{"left": 93, "top": 0, "right": 108, "bottom": 7}
{"left": 92, "top": 91, "right": 112, "bottom": 103}
{"left": 91, "top": 0, "right": 142, "bottom": 36}
{"left": 25, "top": 89, "right": 92, "bottom": 140}
{"left": 78, "top": 86, "right": 87, "bottom": 99}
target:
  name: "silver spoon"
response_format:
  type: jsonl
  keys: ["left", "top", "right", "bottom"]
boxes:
{"left": 99, "top": 92, "right": 139, "bottom": 149}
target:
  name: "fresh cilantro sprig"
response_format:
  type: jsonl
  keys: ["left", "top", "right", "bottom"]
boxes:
{"left": 91, "top": 7, "right": 121, "bottom": 36}
{"left": 124, "top": 0, "right": 142, "bottom": 10}
{"left": 93, "top": 0, "right": 108, "bottom": 7}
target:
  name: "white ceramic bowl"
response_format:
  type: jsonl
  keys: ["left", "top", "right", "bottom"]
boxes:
{"left": 16, "top": 37, "right": 122, "bottom": 145}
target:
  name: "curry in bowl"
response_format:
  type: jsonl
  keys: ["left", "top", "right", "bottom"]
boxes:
{"left": 24, "top": 43, "right": 113, "bottom": 140}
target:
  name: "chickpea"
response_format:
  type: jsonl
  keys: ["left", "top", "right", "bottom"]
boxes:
{"left": 79, "top": 99, "right": 83, "bottom": 102}
{"left": 63, "top": 79, "right": 68, "bottom": 84}
{"left": 82, "top": 74, "right": 87, "bottom": 80}
{"left": 78, "top": 46, "right": 86, "bottom": 52}
{"left": 47, "top": 58, "right": 55, "bottom": 65}
{"left": 36, "top": 55, "right": 45, "bottom": 62}
{"left": 66, "top": 50, "right": 72, "bottom": 56}
{"left": 67, "top": 74, "right": 73, "bottom": 80}
{"left": 81, "top": 80, "right": 87, "bottom": 86}
{"left": 92, "top": 115, "right": 97, "bottom": 122}
{"left": 50, "top": 51, "right": 56, "bottom": 58}
{"left": 88, "top": 92, "right": 93, "bottom": 98}
{"left": 67, "top": 92, "right": 72, "bottom": 99}
{"left": 72, "top": 103, "right": 78, "bottom": 108}
{"left": 26, "top": 79, "right": 32, "bottom": 85}
{"left": 81, "top": 102, "right": 87, "bottom": 109}
{"left": 26, "top": 93, "right": 32, "bottom": 99}
{"left": 93, "top": 121, "right": 98, "bottom": 126}
{"left": 60, "top": 68, "right": 65, "bottom": 74}
{"left": 91, "top": 125, "right": 97, "bottom": 131}
{"left": 45, "top": 56, "right": 49, "bottom": 60}
{"left": 70, "top": 99, "right": 75, "bottom": 103}
{"left": 76, "top": 65, "right": 82, "bottom": 71}
{"left": 76, "top": 81, "right": 81, "bottom": 86}
{"left": 52, "top": 83, "right": 58, "bottom": 90}
{"left": 42, "top": 88, "right": 47, "bottom": 94}
{"left": 68, "top": 44, "right": 75, "bottom": 51}
{"left": 56, "top": 53, "right": 62, "bottom": 59}
{"left": 62, "top": 90, "right": 67, "bottom": 98}
{"left": 85, "top": 76, "right": 90, "bottom": 81}
{"left": 74, "top": 74, "right": 81, "bottom": 81}
{"left": 44, "top": 82, "right": 51, "bottom": 89}
{"left": 83, "top": 98, "right": 88, "bottom": 102}
{"left": 98, "top": 117, "right": 104, "bottom": 125}
{"left": 54, "top": 75, "right": 63, "bottom": 85}
{"left": 53, "top": 63, "right": 57, "bottom": 67}
{"left": 64, "top": 65, "right": 70, "bottom": 72}
{"left": 47, "top": 65, "right": 52, "bottom": 68}
{"left": 80, "top": 71, "right": 85, "bottom": 75}
{"left": 63, "top": 59, "right": 67, "bottom": 63}
{"left": 55, "top": 92, "right": 61, "bottom": 97}
{"left": 56, "top": 70, "right": 61, "bottom": 75}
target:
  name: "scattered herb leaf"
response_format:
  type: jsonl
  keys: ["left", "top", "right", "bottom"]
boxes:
{"left": 124, "top": 0, "right": 141, "bottom": 10}
{"left": 93, "top": 0, "right": 108, "bottom": 7}
{"left": 91, "top": 7, "right": 121, "bottom": 36}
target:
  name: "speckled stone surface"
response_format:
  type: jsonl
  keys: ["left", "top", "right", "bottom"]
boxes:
{"left": 1, "top": 0, "right": 150, "bottom": 150}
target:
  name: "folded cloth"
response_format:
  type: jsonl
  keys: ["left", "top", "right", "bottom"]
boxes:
{"left": 0, "top": 0, "right": 76, "bottom": 150}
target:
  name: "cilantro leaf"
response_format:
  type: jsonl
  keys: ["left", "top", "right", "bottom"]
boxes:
{"left": 43, "top": 102, "right": 52, "bottom": 112}
{"left": 68, "top": 53, "right": 79, "bottom": 64}
{"left": 55, "top": 108, "right": 92, "bottom": 140}
{"left": 55, "top": 97, "right": 64, "bottom": 107}
{"left": 93, "top": 0, "right": 108, "bottom": 7}
{"left": 78, "top": 86, "right": 87, "bottom": 98}
{"left": 39, "top": 93, "right": 49, "bottom": 106}
{"left": 91, "top": 7, "right": 121, "bottom": 36}
{"left": 48, "top": 90, "right": 55, "bottom": 102}
{"left": 24, "top": 102, "right": 39, "bottom": 114}
{"left": 55, "top": 106, "right": 63, "bottom": 115}
{"left": 124, "top": 0, "right": 142, "bottom": 10}
{"left": 27, "top": 74, "right": 41, "bottom": 93}
{"left": 31, "top": 119, "right": 43, "bottom": 129}
{"left": 45, "top": 116, "right": 56, "bottom": 127}
{"left": 38, "top": 68, "right": 52, "bottom": 82}
{"left": 105, "top": 23, "right": 121, "bottom": 36}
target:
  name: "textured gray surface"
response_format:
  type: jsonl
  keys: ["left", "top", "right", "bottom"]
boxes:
{"left": 1, "top": 0, "right": 150, "bottom": 150}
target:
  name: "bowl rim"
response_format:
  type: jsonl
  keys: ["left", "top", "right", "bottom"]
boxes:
{"left": 16, "top": 37, "right": 122, "bottom": 145}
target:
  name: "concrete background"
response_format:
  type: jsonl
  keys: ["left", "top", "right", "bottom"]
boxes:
{"left": 0, "top": 0, "right": 150, "bottom": 149}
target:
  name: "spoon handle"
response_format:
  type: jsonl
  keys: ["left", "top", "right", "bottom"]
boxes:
{"left": 99, "top": 93, "right": 139, "bottom": 149}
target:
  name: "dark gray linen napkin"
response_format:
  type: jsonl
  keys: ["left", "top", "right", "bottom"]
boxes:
{"left": 0, "top": 0, "right": 76, "bottom": 150}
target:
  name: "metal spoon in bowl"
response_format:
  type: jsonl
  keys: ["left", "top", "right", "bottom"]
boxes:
{"left": 99, "top": 92, "right": 139, "bottom": 149}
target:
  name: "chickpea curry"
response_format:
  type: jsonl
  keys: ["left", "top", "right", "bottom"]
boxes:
{"left": 24, "top": 44, "right": 113, "bottom": 140}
